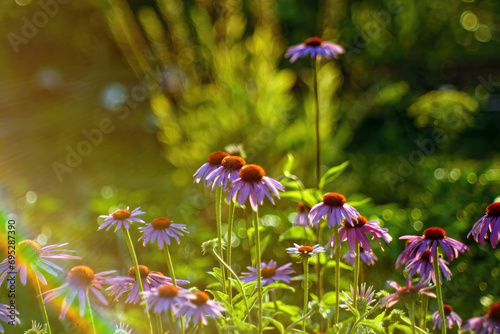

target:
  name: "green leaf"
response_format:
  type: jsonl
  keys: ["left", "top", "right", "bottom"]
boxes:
{"left": 263, "top": 282, "right": 296, "bottom": 294}
{"left": 348, "top": 197, "right": 372, "bottom": 207}
{"left": 283, "top": 153, "right": 294, "bottom": 177}
{"left": 231, "top": 318, "right": 258, "bottom": 333}
{"left": 319, "top": 161, "right": 350, "bottom": 189}
{"left": 263, "top": 316, "right": 284, "bottom": 333}
{"left": 344, "top": 302, "right": 360, "bottom": 319}
{"left": 374, "top": 309, "right": 386, "bottom": 323}
{"left": 359, "top": 320, "right": 386, "bottom": 334}
{"left": 278, "top": 226, "right": 316, "bottom": 242}
{"left": 325, "top": 259, "right": 354, "bottom": 271}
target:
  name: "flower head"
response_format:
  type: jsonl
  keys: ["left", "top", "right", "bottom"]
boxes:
{"left": 241, "top": 260, "right": 294, "bottom": 286}
{"left": 114, "top": 323, "right": 132, "bottom": 334}
{"left": 24, "top": 321, "right": 46, "bottom": 334}
{"left": 287, "top": 244, "right": 325, "bottom": 260}
{"left": 326, "top": 216, "right": 392, "bottom": 256}
{"left": 193, "top": 151, "right": 229, "bottom": 186}
{"left": 343, "top": 247, "right": 378, "bottom": 266}
{"left": 308, "top": 193, "right": 359, "bottom": 228}
{"left": 468, "top": 202, "right": 500, "bottom": 248}
{"left": 141, "top": 284, "right": 190, "bottom": 313}
{"left": 380, "top": 279, "right": 436, "bottom": 308}
{"left": 293, "top": 202, "right": 312, "bottom": 228}
{"left": 42, "top": 265, "right": 116, "bottom": 319}
{"left": 405, "top": 249, "right": 452, "bottom": 284}
{"left": 341, "top": 283, "right": 376, "bottom": 314}
{"left": 285, "top": 37, "right": 344, "bottom": 63}
{"left": 432, "top": 304, "right": 462, "bottom": 329}
{"left": 0, "top": 304, "right": 20, "bottom": 333}
{"left": 0, "top": 240, "right": 81, "bottom": 286}
{"left": 206, "top": 155, "right": 246, "bottom": 191}
{"left": 139, "top": 217, "right": 188, "bottom": 249}
{"left": 176, "top": 291, "right": 225, "bottom": 326}
{"left": 464, "top": 302, "right": 500, "bottom": 334}
{"left": 98, "top": 207, "right": 145, "bottom": 231}
{"left": 227, "top": 164, "right": 284, "bottom": 211}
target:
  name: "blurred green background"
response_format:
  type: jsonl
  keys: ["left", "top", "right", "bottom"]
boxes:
{"left": 0, "top": 0, "right": 499, "bottom": 332}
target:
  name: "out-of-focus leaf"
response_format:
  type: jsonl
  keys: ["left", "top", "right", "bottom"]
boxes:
{"left": 319, "top": 161, "right": 350, "bottom": 189}
{"left": 283, "top": 153, "right": 295, "bottom": 177}
{"left": 278, "top": 226, "right": 316, "bottom": 242}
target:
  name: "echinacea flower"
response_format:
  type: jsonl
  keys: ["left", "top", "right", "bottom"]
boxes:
{"left": 139, "top": 217, "right": 188, "bottom": 249}
{"left": 432, "top": 304, "right": 462, "bottom": 329}
{"left": 0, "top": 304, "right": 19, "bottom": 333}
{"left": 42, "top": 265, "right": 116, "bottom": 319}
{"left": 343, "top": 247, "right": 378, "bottom": 266}
{"left": 286, "top": 244, "right": 325, "bottom": 260}
{"left": 399, "top": 227, "right": 469, "bottom": 263}
{"left": 241, "top": 260, "right": 294, "bottom": 286}
{"left": 308, "top": 193, "right": 359, "bottom": 228}
{"left": 285, "top": 37, "right": 344, "bottom": 63}
{"left": 405, "top": 249, "right": 452, "bottom": 285}
{"left": 193, "top": 151, "right": 229, "bottom": 186}
{"left": 176, "top": 291, "right": 225, "bottom": 326}
{"left": 0, "top": 240, "right": 81, "bottom": 286}
{"left": 106, "top": 265, "right": 188, "bottom": 304}
{"left": 141, "top": 284, "right": 190, "bottom": 313}
{"left": 326, "top": 216, "right": 392, "bottom": 256}
{"left": 380, "top": 279, "right": 436, "bottom": 308}
{"left": 114, "top": 323, "right": 132, "bottom": 334}
{"left": 468, "top": 202, "right": 500, "bottom": 248}
{"left": 227, "top": 164, "right": 284, "bottom": 211}
{"left": 206, "top": 155, "right": 246, "bottom": 191}
{"left": 341, "top": 283, "right": 376, "bottom": 313}
{"left": 293, "top": 202, "right": 311, "bottom": 228}
{"left": 98, "top": 207, "right": 145, "bottom": 231}
{"left": 463, "top": 302, "right": 500, "bottom": 334}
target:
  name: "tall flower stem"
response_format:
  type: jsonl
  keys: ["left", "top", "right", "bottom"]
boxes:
{"left": 164, "top": 245, "right": 177, "bottom": 286}
{"left": 33, "top": 276, "right": 52, "bottom": 334}
{"left": 433, "top": 254, "right": 447, "bottom": 334}
{"left": 216, "top": 187, "right": 227, "bottom": 294}
{"left": 156, "top": 314, "right": 164, "bottom": 334}
{"left": 86, "top": 290, "right": 97, "bottom": 334}
{"left": 334, "top": 224, "right": 341, "bottom": 324}
{"left": 122, "top": 227, "right": 154, "bottom": 334}
{"left": 353, "top": 242, "right": 360, "bottom": 310}
{"left": 312, "top": 57, "right": 320, "bottom": 189}
{"left": 316, "top": 223, "right": 324, "bottom": 332}
{"left": 169, "top": 310, "right": 177, "bottom": 334}
{"left": 227, "top": 201, "right": 236, "bottom": 308}
{"left": 302, "top": 257, "right": 310, "bottom": 333}
{"left": 420, "top": 295, "right": 428, "bottom": 328}
{"left": 253, "top": 210, "right": 263, "bottom": 334}
{"left": 409, "top": 301, "right": 417, "bottom": 334}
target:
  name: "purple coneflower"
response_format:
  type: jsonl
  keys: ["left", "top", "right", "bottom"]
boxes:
{"left": 98, "top": 207, "right": 145, "bottom": 231}
{"left": 107, "top": 265, "right": 188, "bottom": 304}
{"left": 193, "top": 151, "right": 229, "bottom": 186}
{"left": 399, "top": 227, "right": 469, "bottom": 263}
{"left": 42, "top": 265, "right": 115, "bottom": 319}
{"left": 308, "top": 193, "right": 359, "bottom": 228}
{"left": 405, "top": 249, "right": 452, "bottom": 284}
{"left": 463, "top": 302, "right": 500, "bottom": 334}
{"left": 286, "top": 244, "right": 325, "bottom": 259}
{"left": 341, "top": 283, "right": 376, "bottom": 313}
{"left": 432, "top": 304, "right": 462, "bottom": 329}
{"left": 293, "top": 202, "right": 311, "bottom": 228}
{"left": 0, "top": 304, "right": 20, "bottom": 333}
{"left": 241, "top": 260, "right": 294, "bottom": 286}
{"left": 227, "top": 164, "right": 284, "bottom": 211}
{"left": 343, "top": 247, "right": 378, "bottom": 266}
{"left": 206, "top": 155, "right": 246, "bottom": 191}
{"left": 0, "top": 240, "right": 80, "bottom": 286}
{"left": 141, "top": 284, "right": 190, "bottom": 313}
{"left": 326, "top": 216, "right": 392, "bottom": 256}
{"left": 176, "top": 291, "right": 225, "bottom": 326}
{"left": 285, "top": 37, "right": 344, "bottom": 63}
{"left": 380, "top": 279, "right": 436, "bottom": 308}
{"left": 468, "top": 202, "right": 500, "bottom": 248}
{"left": 139, "top": 217, "right": 187, "bottom": 249}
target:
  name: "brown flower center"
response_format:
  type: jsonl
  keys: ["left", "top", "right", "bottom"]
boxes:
{"left": 297, "top": 202, "right": 310, "bottom": 213}
{"left": 443, "top": 304, "right": 453, "bottom": 316}
{"left": 128, "top": 265, "right": 151, "bottom": 279}
{"left": 222, "top": 156, "right": 246, "bottom": 171}
{"left": 486, "top": 203, "right": 500, "bottom": 217}
{"left": 18, "top": 240, "right": 42, "bottom": 264}
{"left": 304, "top": 37, "right": 323, "bottom": 47}
{"left": 488, "top": 303, "right": 500, "bottom": 322}
{"left": 158, "top": 284, "right": 179, "bottom": 298}
{"left": 207, "top": 151, "right": 229, "bottom": 166}
{"left": 423, "top": 227, "right": 446, "bottom": 240}
{"left": 239, "top": 164, "right": 266, "bottom": 182}
{"left": 151, "top": 217, "right": 172, "bottom": 230}
{"left": 261, "top": 266, "right": 276, "bottom": 278}
{"left": 112, "top": 209, "right": 131, "bottom": 220}
{"left": 67, "top": 266, "right": 95, "bottom": 287}
{"left": 298, "top": 246, "right": 314, "bottom": 253}
{"left": 420, "top": 249, "right": 431, "bottom": 262}
{"left": 344, "top": 215, "right": 367, "bottom": 228}
{"left": 322, "top": 193, "right": 346, "bottom": 207}
{"left": 191, "top": 291, "right": 210, "bottom": 306}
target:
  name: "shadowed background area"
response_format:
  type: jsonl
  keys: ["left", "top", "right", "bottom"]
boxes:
{"left": 0, "top": 0, "right": 500, "bottom": 332}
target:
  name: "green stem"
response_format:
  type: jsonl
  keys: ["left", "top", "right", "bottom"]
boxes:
{"left": 316, "top": 223, "right": 324, "bottom": 332}
{"left": 86, "top": 290, "right": 97, "bottom": 334}
{"left": 157, "top": 314, "right": 164, "bottom": 334}
{"left": 253, "top": 210, "right": 263, "bottom": 334}
{"left": 303, "top": 257, "right": 309, "bottom": 332}
{"left": 227, "top": 201, "right": 236, "bottom": 310}
{"left": 33, "top": 276, "right": 52, "bottom": 334}
{"left": 409, "top": 301, "right": 416, "bottom": 334}
{"left": 353, "top": 242, "right": 360, "bottom": 310}
{"left": 271, "top": 290, "right": 280, "bottom": 313}
{"left": 334, "top": 224, "right": 341, "bottom": 324}
{"left": 169, "top": 310, "right": 177, "bottom": 334}
{"left": 215, "top": 187, "right": 227, "bottom": 295}
{"left": 164, "top": 245, "right": 177, "bottom": 286}
{"left": 312, "top": 57, "right": 320, "bottom": 190}
{"left": 433, "top": 254, "right": 447, "bottom": 334}
{"left": 420, "top": 295, "right": 428, "bottom": 329}
{"left": 122, "top": 227, "right": 154, "bottom": 334}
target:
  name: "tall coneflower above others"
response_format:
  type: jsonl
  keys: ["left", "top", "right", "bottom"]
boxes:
{"left": 405, "top": 249, "right": 452, "bottom": 285}
{"left": 227, "top": 164, "right": 284, "bottom": 211}
{"left": 463, "top": 302, "right": 500, "bottom": 334}
{"left": 293, "top": 202, "right": 312, "bottom": 228}
{"left": 205, "top": 155, "right": 246, "bottom": 191}
{"left": 380, "top": 279, "right": 436, "bottom": 308}
{"left": 98, "top": 207, "right": 146, "bottom": 231}
{"left": 285, "top": 37, "right": 344, "bottom": 63}
{"left": 432, "top": 304, "right": 462, "bottom": 329}
{"left": 468, "top": 202, "right": 500, "bottom": 248}
{"left": 0, "top": 240, "right": 81, "bottom": 286}
{"left": 309, "top": 193, "right": 360, "bottom": 228}
{"left": 193, "top": 151, "right": 229, "bottom": 187}
{"left": 176, "top": 291, "right": 225, "bottom": 326}
{"left": 139, "top": 217, "right": 188, "bottom": 249}
{"left": 0, "top": 304, "right": 20, "bottom": 333}
{"left": 399, "top": 227, "right": 469, "bottom": 263}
